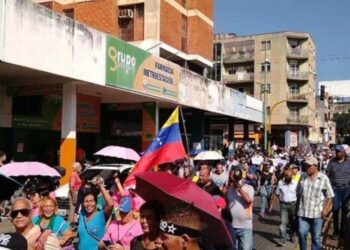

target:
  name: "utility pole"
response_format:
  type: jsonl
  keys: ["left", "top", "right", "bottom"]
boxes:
{"left": 263, "top": 42, "right": 268, "bottom": 152}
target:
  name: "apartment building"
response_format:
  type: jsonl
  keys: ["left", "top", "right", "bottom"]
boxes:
{"left": 33, "top": 0, "right": 213, "bottom": 75}
{"left": 214, "top": 32, "right": 317, "bottom": 147}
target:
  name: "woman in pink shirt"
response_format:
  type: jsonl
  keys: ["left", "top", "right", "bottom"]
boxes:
{"left": 99, "top": 196, "right": 143, "bottom": 250}
{"left": 69, "top": 162, "right": 82, "bottom": 222}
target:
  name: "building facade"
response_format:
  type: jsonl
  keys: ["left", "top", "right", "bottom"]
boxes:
{"left": 319, "top": 80, "right": 350, "bottom": 143}
{"left": 1, "top": 0, "right": 262, "bottom": 183}
{"left": 214, "top": 32, "right": 317, "bottom": 147}
{"left": 33, "top": 0, "right": 213, "bottom": 75}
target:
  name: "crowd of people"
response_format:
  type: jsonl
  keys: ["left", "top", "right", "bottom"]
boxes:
{"left": 1, "top": 143, "right": 350, "bottom": 250}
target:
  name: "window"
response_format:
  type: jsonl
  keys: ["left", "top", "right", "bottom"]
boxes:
{"left": 261, "top": 41, "right": 271, "bottom": 50}
{"left": 213, "top": 43, "right": 222, "bottom": 62}
{"left": 289, "top": 106, "right": 299, "bottom": 118}
{"left": 228, "top": 67, "right": 236, "bottom": 75}
{"left": 290, "top": 84, "right": 299, "bottom": 95}
{"left": 246, "top": 66, "right": 254, "bottom": 73}
{"left": 13, "top": 96, "right": 43, "bottom": 116}
{"left": 289, "top": 60, "right": 299, "bottom": 74}
{"left": 135, "top": 4, "right": 144, "bottom": 18}
{"left": 261, "top": 62, "right": 270, "bottom": 72}
{"left": 238, "top": 88, "right": 244, "bottom": 93}
{"left": 181, "top": 15, "right": 187, "bottom": 52}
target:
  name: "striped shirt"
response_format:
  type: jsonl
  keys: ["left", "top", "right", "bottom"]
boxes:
{"left": 298, "top": 172, "right": 334, "bottom": 218}
{"left": 326, "top": 158, "right": 350, "bottom": 187}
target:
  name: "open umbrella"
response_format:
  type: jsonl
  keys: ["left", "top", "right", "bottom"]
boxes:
{"left": 193, "top": 150, "right": 224, "bottom": 161}
{"left": 94, "top": 145, "right": 140, "bottom": 162}
{"left": 0, "top": 162, "right": 61, "bottom": 177}
{"left": 135, "top": 172, "right": 233, "bottom": 247}
{"left": 0, "top": 173, "right": 22, "bottom": 201}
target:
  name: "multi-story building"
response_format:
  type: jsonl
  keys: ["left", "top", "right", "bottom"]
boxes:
{"left": 33, "top": 0, "right": 213, "bottom": 75}
{"left": 214, "top": 31, "right": 317, "bottom": 147}
{"left": 319, "top": 80, "right": 350, "bottom": 143}
{"left": 310, "top": 94, "right": 336, "bottom": 145}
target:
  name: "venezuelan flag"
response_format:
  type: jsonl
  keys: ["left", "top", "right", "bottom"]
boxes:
{"left": 124, "top": 107, "right": 186, "bottom": 187}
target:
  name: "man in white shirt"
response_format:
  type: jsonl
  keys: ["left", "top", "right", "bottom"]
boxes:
{"left": 226, "top": 169, "right": 254, "bottom": 250}
{"left": 269, "top": 169, "right": 298, "bottom": 246}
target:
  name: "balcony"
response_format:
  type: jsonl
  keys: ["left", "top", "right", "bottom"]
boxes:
{"left": 287, "top": 115, "right": 309, "bottom": 125}
{"left": 223, "top": 73, "right": 254, "bottom": 84}
{"left": 286, "top": 93, "right": 308, "bottom": 103}
{"left": 223, "top": 52, "right": 254, "bottom": 64}
{"left": 287, "top": 48, "right": 308, "bottom": 59}
{"left": 287, "top": 71, "right": 309, "bottom": 81}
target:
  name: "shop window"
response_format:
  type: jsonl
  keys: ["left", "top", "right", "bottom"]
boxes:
{"left": 13, "top": 96, "right": 43, "bottom": 116}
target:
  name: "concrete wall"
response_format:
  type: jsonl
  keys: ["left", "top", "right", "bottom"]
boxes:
{"left": 1, "top": 0, "right": 106, "bottom": 85}
{"left": 0, "top": 0, "right": 262, "bottom": 123}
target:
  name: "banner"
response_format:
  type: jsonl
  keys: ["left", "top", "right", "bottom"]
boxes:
{"left": 106, "top": 36, "right": 179, "bottom": 101}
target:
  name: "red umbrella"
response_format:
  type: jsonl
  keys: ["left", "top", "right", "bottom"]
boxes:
{"left": 135, "top": 172, "right": 233, "bottom": 247}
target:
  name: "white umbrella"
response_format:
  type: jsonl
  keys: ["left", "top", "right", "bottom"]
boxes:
{"left": 194, "top": 151, "right": 224, "bottom": 161}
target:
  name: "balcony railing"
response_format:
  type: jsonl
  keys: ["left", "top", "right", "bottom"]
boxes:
{"left": 287, "top": 93, "right": 308, "bottom": 103}
{"left": 287, "top": 71, "right": 309, "bottom": 81}
{"left": 223, "top": 73, "right": 254, "bottom": 84}
{"left": 287, "top": 48, "right": 308, "bottom": 59}
{"left": 287, "top": 115, "right": 309, "bottom": 125}
{"left": 223, "top": 52, "right": 254, "bottom": 64}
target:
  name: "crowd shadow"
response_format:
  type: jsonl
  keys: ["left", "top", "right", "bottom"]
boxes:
{"left": 253, "top": 230, "right": 279, "bottom": 245}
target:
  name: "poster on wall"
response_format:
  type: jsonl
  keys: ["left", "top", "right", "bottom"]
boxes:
{"left": 290, "top": 132, "right": 298, "bottom": 147}
{"left": 106, "top": 36, "right": 179, "bottom": 101}
{"left": 76, "top": 94, "right": 101, "bottom": 133}
{"left": 9, "top": 85, "right": 100, "bottom": 132}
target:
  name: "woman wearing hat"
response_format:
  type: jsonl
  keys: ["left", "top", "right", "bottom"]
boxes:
{"left": 99, "top": 196, "right": 143, "bottom": 250}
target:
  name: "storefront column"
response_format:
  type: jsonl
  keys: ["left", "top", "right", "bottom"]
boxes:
{"left": 285, "top": 130, "right": 291, "bottom": 148}
{"left": 60, "top": 83, "right": 77, "bottom": 185}
{"left": 142, "top": 102, "right": 159, "bottom": 151}
{"left": 192, "top": 109, "right": 205, "bottom": 151}
{"left": 243, "top": 121, "right": 249, "bottom": 142}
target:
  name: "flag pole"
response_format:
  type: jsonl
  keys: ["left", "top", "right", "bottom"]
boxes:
{"left": 179, "top": 105, "right": 190, "bottom": 154}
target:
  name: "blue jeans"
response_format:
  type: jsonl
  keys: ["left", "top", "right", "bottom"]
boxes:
{"left": 332, "top": 186, "right": 350, "bottom": 235}
{"left": 234, "top": 228, "right": 253, "bottom": 250}
{"left": 260, "top": 185, "right": 272, "bottom": 214}
{"left": 279, "top": 202, "right": 297, "bottom": 242}
{"left": 298, "top": 217, "right": 323, "bottom": 250}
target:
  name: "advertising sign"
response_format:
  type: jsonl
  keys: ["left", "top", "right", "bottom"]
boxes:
{"left": 290, "top": 132, "right": 298, "bottom": 147}
{"left": 76, "top": 94, "right": 101, "bottom": 133}
{"left": 106, "top": 36, "right": 179, "bottom": 101}
{"left": 10, "top": 85, "right": 100, "bottom": 132}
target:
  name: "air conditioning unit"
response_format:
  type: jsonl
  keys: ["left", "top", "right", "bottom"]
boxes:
{"left": 119, "top": 9, "right": 134, "bottom": 19}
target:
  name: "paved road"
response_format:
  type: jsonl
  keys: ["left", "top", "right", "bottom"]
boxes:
{"left": 252, "top": 195, "right": 297, "bottom": 250}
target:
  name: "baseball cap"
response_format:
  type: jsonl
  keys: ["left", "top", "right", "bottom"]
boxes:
{"left": 0, "top": 233, "right": 28, "bottom": 250}
{"left": 212, "top": 195, "right": 226, "bottom": 210}
{"left": 119, "top": 196, "right": 134, "bottom": 213}
{"left": 304, "top": 156, "right": 318, "bottom": 166}
{"left": 335, "top": 145, "right": 345, "bottom": 152}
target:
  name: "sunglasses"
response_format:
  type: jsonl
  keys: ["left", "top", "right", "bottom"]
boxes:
{"left": 10, "top": 208, "right": 31, "bottom": 218}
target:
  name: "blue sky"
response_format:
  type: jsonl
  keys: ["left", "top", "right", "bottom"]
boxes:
{"left": 214, "top": 0, "right": 350, "bottom": 81}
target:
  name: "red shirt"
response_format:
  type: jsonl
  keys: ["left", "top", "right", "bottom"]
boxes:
{"left": 69, "top": 171, "right": 82, "bottom": 191}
